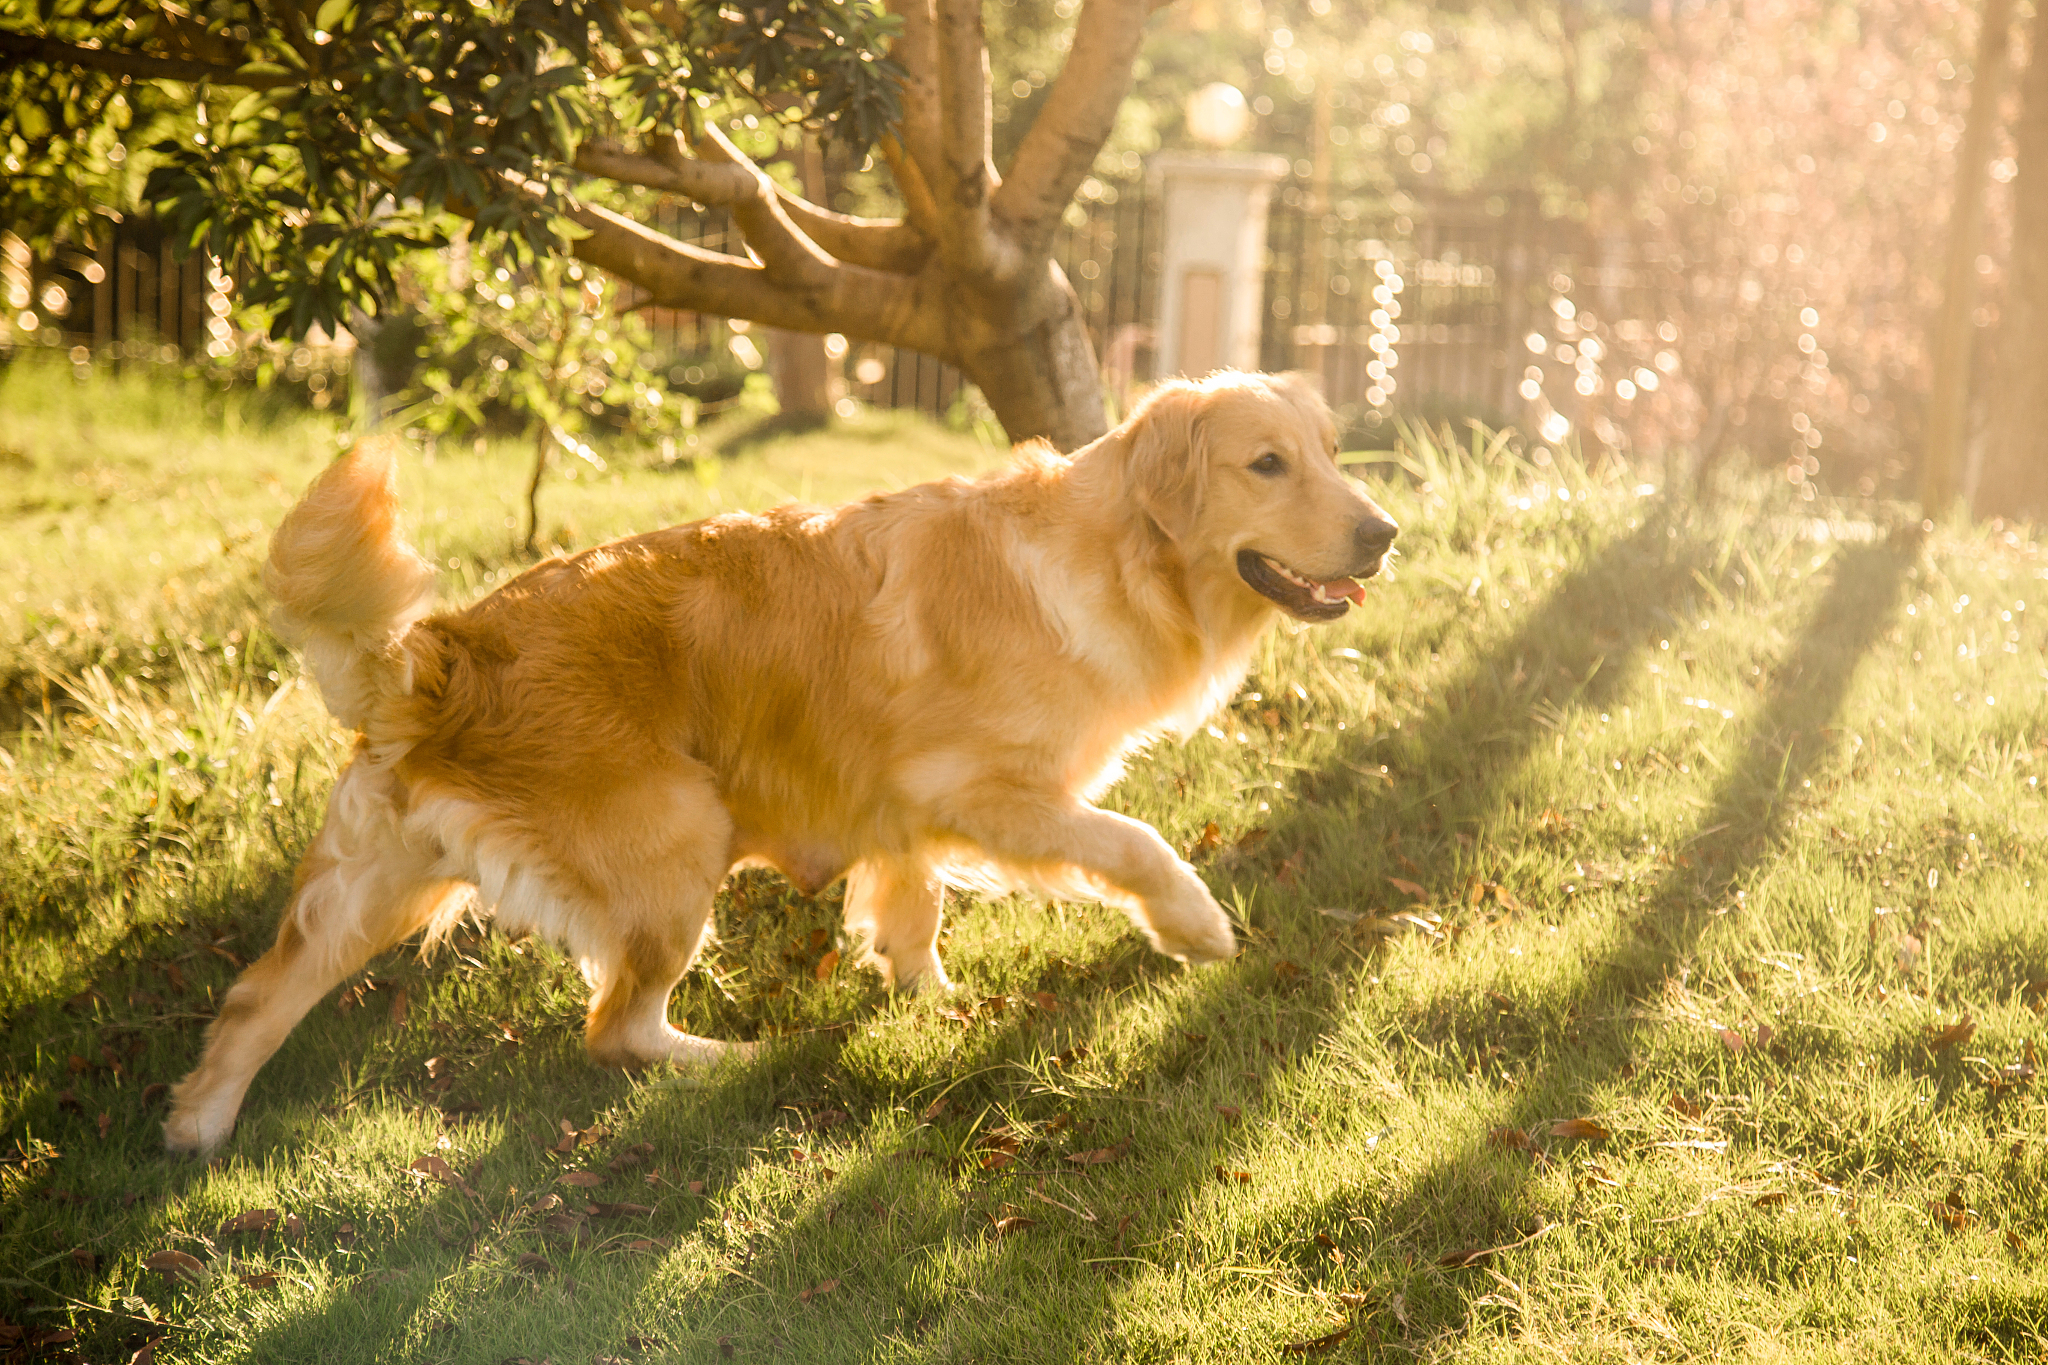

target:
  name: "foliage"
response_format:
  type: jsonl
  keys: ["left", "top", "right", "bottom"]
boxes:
{"left": 0, "top": 0, "right": 903, "bottom": 337}
{"left": 5, "top": 365, "right": 2048, "bottom": 1361}
{"left": 390, "top": 245, "right": 687, "bottom": 551}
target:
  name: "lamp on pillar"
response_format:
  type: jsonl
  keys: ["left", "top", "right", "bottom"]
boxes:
{"left": 1150, "top": 84, "right": 1288, "bottom": 381}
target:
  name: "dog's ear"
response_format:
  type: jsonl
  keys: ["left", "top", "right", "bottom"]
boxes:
{"left": 1123, "top": 383, "right": 1209, "bottom": 544}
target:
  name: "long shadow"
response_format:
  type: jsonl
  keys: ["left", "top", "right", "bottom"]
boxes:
{"left": 1261, "top": 526, "right": 1918, "bottom": 1341}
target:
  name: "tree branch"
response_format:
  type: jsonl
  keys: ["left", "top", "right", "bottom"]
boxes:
{"left": 882, "top": 0, "right": 944, "bottom": 189}
{"left": 688, "top": 123, "right": 837, "bottom": 286}
{"left": 994, "top": 0, "right": 1150, "bottom": 245}
{"left": 572, "top": 139, "right": 755, "bottom": 204}
{"left": 558, "top": 197, "right": 947, "bottom": 355}
{"left": 881, "top": 133, "right": 942, "bottom": 239}
{"left": 575, "top": 137, "right": 931, "bottom": 274}
{"left": 0, "top": 29, "right": 295, "bottom": 87}
{"left": 933, "top": 0, "right": 1012, "bottom": 279}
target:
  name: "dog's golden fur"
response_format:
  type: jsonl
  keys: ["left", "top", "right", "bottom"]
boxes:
{"left": 165, "top": 369, "right": 1397, "bottom": 1153}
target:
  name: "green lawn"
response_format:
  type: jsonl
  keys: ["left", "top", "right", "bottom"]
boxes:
{"left": 3, "top": 354, "right": 2046, "bottom": 1363}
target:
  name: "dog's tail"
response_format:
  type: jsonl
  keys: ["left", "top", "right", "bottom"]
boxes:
{"left": 264, "top": 438, "right": 437, "bottom": 730}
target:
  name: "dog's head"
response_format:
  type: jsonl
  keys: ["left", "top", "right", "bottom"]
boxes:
{"left": 1120, "top": 371, "right": 1398, "bottom": 622}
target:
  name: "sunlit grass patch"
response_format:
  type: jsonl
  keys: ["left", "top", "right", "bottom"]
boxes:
{"left": 2, "top": 364, "right": 2045, "bottom": 1363}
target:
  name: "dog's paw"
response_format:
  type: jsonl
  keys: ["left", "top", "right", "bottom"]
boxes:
{"left": 886, "top": 953, "right": 954, "bottom": 996}
{"left": 1142, "top": 872, "right": 1237, "bottom": 964}
{"left": 163, "top": 1103, "right": 234, "bottom": 1158}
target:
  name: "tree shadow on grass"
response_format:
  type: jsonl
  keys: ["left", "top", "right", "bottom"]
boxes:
{"left": 1256, "top": 524, "right": 1919, "bottom": 1343}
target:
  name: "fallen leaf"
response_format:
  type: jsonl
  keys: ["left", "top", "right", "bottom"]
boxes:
{"left": 55, "top": 1088, "right": 82, "bottom": 1113}
{"left": 1928, "top": 1015, "right": 1978, "bottom": 1053}
{"left": 623, "top": 1238, "right": 666, "bottom": 1252}
{"left": 336, "top": 1221, "right": 357, "bottom": 1246}
{"left": 797, "top": 1278, "right": 840, "bottom": 1303}
{"left": 814, "top": 949, "right": 840, "bottom": 982}
{"left": 1488, "top": 1126, "right": 1531, "bottom": 1151}
{"left": 387, "top": 985, "right": 409, "bottom": 1027}
{"left": 1335, "top": 1290, "right": 1370, "bottom": 1308}
{"left": 608, "top": 1142, "right": 655, "bottom": 1173}
{"left": 559, "top": 1171, "right": 606, "bottom": 1189}
{"left": 1280, "top": 1325, "right": 1352, "bottom": 1355}
{"left": 68, "top": 1246, "right": 96, "bottom": 1273}
{"left": 1190, "top": 822, "right": 1223, "bottom": 856}
{"left": 1753, "top": 1192, "right": 1788, "bottom": 1208}
{"left": 988, "top": 1215, "right": 1035, "bottom": 1236}
{"left": 96, "top": 1111, "right": 112, "bottom": 1140}
{"left": 283, "top": 1213, "right": 306, "bottom": 1239}
{"left": 1439, "top": 1246, "right": 1492, "bottom": 1269}
{"left": 1387, "top": 876, "right": 1428, "bottom": 901}
{"left": 1214, "top": 1165, "right": 1251, "bottom": 1184}
{"left": 1214, "top": 1105, "right": 1241, "bottom": 1123}
{"left": 128, "top": 1334, "right": 164, "bottom": 1364}
{"left": 686, "top": 1180, "right": 707, "bottom": 1196}
{"left": 516, "top": 1252, "right": 555, "bottom": 1276}
{"left": 1031, "top": 992, "right": 1059, "bottom": 1012}
{"left": 1669, "top": 1092, "right": 1703, "bottom": 1121}
{"left": 1276, "top": 851, "right": 1304, "bottom": 886}
{"left": 1549, "top": 1118, "right": 1611, "bottom": 1141}
{"left": 591, "top": 1201, "right": 654, "bottom": 1218}
{"left": 220, "top": 1208, "right": 278, "bottom": 1235}
{"left": 979, "top": 1151, "right": 1015, "bottom": 1173}
{"left": 1065, "top": 1142, "right": 1129, "bottom": 1167}
{"left": 144, "top": 1249, "right": 208, "bottom": 1283}
{"left": 2006, "top": 1230, "right": 2027, "bottom": 1255}
{"left": 1717, "top": 1027, "right": 1745, "bottom": 1054}
{"left": 142, "top": 1082, "right": 169, "bottom": 1107}
{"left": 238, "top": 1271, "right": 280, "bottom": 1289}
{"left": 1895, "top": 933, "right": 1924, "bottom": 973}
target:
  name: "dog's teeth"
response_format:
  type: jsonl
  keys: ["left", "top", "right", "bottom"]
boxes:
{"left": 1311, "top": 585, "right": 1331, "bottom": 604}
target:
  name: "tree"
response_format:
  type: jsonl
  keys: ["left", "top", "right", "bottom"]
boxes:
{"left": 1, "top": 0, "right": 1168, "bottom": 448}
{"left": 1977, "top": 17, "right": 2048, "bottom": 520}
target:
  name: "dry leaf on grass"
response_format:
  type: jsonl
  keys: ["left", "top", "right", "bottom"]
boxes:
{"left": 1214, "top": 1105, "right": 1242, "bottom": 1123}
{"left": 237, "top": 1271, "right": 280, "bottom": 1289}
{"left": 1753, "top": 1192, "right": 1788, "bottom": 1209}
{"left": 1386, "top": 877, "right": 1428, "bottom": 901}
{"left": 1214, "top": 1166, "right": 1251, "bottom": 1184}
{"left": 409, "top": 1153, "right": 477, "bottom": 1196}
{"left": 1488, "top": 1126, "right": 1531, "bottom": 1151}
{"left": 1928, "top": 1016, "right": 1978, "bottom": 1053}
{"left": 797, "top": 1278, "right": 840, "bottom": 1303}
{"left": 608, "top": 1142, "right": 655, "bottom": 1173}
{"left": 591, "top": 1201, "right": 654, "bottom": 1218}
{"left": 1280, "top": 1325, "right": 1352, "bottom": 1355}
{"left": 219, "top": 1208, "right": 278, "bottom": 1235}
{"left": 1669, "top": 1092, "right": 1703, "bottom": 1120}
{"left": 1065, "top": 1142, "right": 1128, "bottom": 1168}
{"left": 1717, "top": 1027, "right": 1745, "bottom": 1054}
{"left": 814, "top": 949, "right": 840, "bottom": 981}
{"left": 143, "top": 1250, "right": 207, "bottom": 1283}
{"left": 559, "top": 1171, "right": 606, "bottom": 1189}
{"left": 1549, "top": 1118, "right": 1611, "bottom": 1141}
{"left": 988, "top": 1216, "right": 1036, "bottom": 1237}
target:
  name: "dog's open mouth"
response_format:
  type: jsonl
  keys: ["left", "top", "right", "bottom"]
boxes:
{"left": 1237, "top": 549, "right": 1374, "bottom": 621}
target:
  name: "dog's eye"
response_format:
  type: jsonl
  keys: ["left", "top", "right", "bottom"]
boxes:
{"left": 1250, "top": 452, "right": 1284, "bottom": 476}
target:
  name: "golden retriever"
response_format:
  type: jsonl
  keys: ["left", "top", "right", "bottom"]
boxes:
{"left": 164, "top": 369, "right": 1398, "bottom": 1154}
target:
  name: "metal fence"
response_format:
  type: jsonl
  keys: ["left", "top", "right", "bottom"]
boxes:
{"left": 10, "top": 175, "right": 1630, "bottom": 436}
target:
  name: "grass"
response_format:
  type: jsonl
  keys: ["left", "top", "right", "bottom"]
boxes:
{"left": 2, "top": 352, "right": 2046, "bottom": 1363}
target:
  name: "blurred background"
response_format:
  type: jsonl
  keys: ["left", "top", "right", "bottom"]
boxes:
{"left": 3, "top": 0, "right": 2039, "bottom": 513}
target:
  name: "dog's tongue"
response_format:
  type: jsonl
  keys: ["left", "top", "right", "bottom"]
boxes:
{"left": 1317, "top": 576, "right": 1366, "bottom": 605}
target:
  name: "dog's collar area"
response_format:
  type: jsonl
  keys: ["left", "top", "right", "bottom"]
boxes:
{"left": 1235, "top": 549, "right": 1372, "bottom": 621}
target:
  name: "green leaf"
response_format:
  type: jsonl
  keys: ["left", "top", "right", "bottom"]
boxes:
{"left": 313, "top": 0, "right": 352, "bottom": 33}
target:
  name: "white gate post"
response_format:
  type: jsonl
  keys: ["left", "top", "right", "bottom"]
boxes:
{"left": 1149, "top": 152, "right": 1290, "bottom": 380}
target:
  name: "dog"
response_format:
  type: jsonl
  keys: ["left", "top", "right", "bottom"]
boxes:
{"left": 164, "top": 369, "right": 1398, "bottom": 1154}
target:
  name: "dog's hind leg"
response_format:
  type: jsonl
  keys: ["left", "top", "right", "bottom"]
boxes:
{"left": 843, "top": 855, "right": 950, "bottom": 994}
{"left": 568, "top": 774, "right": 756, "bottom": 1070}
{"left": 165, "top": 759, "right": 458, "bottom": 1155}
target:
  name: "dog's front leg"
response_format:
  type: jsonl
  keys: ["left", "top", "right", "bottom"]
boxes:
{"left": 939, "top": 792, "right": 1236, "bottom": 965}
{"left": 843, "top": 855, "right": 950, "bottom": 993}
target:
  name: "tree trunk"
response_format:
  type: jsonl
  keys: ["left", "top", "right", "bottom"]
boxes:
{"left": 1924, "top": 0, "right": 2017, "bottom": 514}
{"left": 1978, "top": 26, "right": 2048, "bottom": 519}
{"left": 955, "top": 262, "right": 1109, "bottom": 450}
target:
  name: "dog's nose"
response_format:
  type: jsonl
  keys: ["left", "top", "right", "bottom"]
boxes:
{"left": 1354, "top": 515, "right": 1399, "bottom": 559}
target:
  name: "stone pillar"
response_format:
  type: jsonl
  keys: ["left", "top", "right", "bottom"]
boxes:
{"left": 1148, "top": 152, "right": 1290, "bottom": 379}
